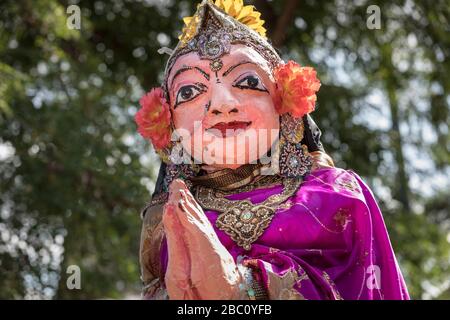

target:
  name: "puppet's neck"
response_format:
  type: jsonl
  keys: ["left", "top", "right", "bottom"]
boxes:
{"left": 190, "top": 163, "right": 266, "bottom": 190}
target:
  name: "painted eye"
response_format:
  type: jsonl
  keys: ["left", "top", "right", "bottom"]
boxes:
{"left": 234, "top": 75, "right": 267, "bottom": 92}
{"left": 175, "top": 84, "right": 205, "bottom": 106}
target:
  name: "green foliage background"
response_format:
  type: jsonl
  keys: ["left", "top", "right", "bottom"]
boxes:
{"left": 0, "top": 0, "right": 449, "bottom": 299}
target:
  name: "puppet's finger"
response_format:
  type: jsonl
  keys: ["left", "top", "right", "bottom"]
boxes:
{"left": 162, "top": 204, "right": 195, "bottom": 299}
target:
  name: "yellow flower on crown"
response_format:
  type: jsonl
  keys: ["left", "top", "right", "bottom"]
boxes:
{"left": 179, "top": 0, "right": 267, "bottom": 45}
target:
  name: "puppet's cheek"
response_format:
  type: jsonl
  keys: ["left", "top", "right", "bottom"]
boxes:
{"left": 172, "top": 104, "right": 206, "bottom": 132}
{"left": 245, "top": 101, "right": 280, "bottom": 145}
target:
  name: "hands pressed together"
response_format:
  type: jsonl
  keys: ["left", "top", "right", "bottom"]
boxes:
{"left": 162, "top": 179, "right": 248, "bottom": 300}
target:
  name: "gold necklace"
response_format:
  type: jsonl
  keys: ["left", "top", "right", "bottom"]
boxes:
{"left": 194, "top": 177, "right": 302, "bottom": 250}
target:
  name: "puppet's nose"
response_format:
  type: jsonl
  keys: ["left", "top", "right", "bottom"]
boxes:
{"left": 211, "top": 106, "right": 239, "bottom": 115}
{"left": 209, "top": 88, "right": 239, "bottom": 115}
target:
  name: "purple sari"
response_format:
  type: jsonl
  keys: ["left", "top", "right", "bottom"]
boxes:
{"left": 161, "top": 167, "right": 409, "bottom": 300}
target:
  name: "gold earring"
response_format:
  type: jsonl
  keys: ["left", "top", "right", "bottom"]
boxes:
{"left": 279, "top": 114, "right": 312, "bottom": 177}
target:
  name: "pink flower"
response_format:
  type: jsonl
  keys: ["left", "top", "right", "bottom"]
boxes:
{"left": 274, "top": 60, "right": 321, "bottom": 118}
{"left": 135, "top": 88, "right": 171, "bottom": 150}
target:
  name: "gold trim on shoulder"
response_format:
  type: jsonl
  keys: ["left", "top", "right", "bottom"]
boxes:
{"left": 194, "top": 177, "right": 302, "bottom": 250}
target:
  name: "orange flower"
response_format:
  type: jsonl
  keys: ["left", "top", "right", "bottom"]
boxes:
{"left": 274, "top": 60, "right": 321, "bottom": 118}
{"left": 135, "top": 88, "right": 172, "bottom": 150}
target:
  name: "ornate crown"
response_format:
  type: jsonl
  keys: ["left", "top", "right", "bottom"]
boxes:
{"left": 180, "top": 0, "right": 267, "bottom": 45}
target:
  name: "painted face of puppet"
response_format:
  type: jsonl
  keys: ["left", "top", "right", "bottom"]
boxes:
{"left": 168, "top": 44, "right": 280, "bottom": 170}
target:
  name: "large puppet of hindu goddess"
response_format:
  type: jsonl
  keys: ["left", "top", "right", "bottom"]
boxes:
{"left": 135, "top": 0, "right": 409, "bottom": 300}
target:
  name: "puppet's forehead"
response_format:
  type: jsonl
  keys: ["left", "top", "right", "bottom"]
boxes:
{"left": 167, "top": 44, "right": 274, "bottom": 86}
{"left": 161, "top": 0, "right": 282, "bottom": 98}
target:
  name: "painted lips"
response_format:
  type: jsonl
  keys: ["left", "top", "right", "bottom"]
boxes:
{"left": 208, "top": 121, "right": 252, "bottom": 137}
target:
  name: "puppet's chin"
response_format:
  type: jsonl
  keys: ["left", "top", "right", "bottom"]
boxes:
{"left": 195, "top": 136, "right": 272, "bottom": 168}
{"left": 181, "top": 126, "right": 278, "bottom": 168}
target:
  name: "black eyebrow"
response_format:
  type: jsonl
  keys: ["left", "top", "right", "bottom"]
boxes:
{"left": 222, "top": 60, "right": 258, "bottom": 77}
{"left": 170, "top": 66, "right": 210, "bottom": 90}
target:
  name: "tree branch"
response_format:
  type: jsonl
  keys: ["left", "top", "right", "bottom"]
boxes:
{"left": 270, "top": 0, "right": 300, "bottom": 48}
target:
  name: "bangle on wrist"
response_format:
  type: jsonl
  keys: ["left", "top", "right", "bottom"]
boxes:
{"left": 237, "top": 260, "right": 268, "bottom": 300}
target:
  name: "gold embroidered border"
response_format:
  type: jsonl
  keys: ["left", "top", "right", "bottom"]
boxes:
{"left": 194, "top": 177, "right": 302, "bottom": 250}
